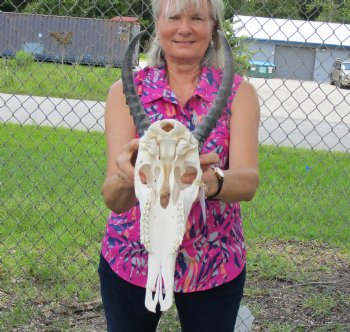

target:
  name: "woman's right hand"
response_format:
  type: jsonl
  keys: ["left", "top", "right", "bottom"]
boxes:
{"left": 115, "top": 138, "right": 140, "bottom": 189}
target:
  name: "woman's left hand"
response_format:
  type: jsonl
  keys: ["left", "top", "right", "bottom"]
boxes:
{"left": 181, "top": 152, "right": 219, "bottom": 196}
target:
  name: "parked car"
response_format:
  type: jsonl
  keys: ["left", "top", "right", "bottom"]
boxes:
{"left": 330, "top": 58, "right": 350, "bottom": 88}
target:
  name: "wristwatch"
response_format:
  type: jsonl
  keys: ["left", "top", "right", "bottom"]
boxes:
{"left": 207, "top": 167, "right": 224, "bottom": 200}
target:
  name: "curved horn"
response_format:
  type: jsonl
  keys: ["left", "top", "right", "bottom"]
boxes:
{"left": 193, "top": 30, "right": 235, "bottom": 151}
{"left": 121, "top": 31, "right": 150, "bottom": 137}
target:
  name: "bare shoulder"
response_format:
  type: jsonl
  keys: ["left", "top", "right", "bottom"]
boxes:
{"left": 235, "top": 79, "right": 259, "bottom": 103}
{"left": 106, "top": 80, "right": 125, "bottom": 104}
{"left": 105, "top": 78, "right": 135, "bottom": 135}
{"left": 105, "top": 79, "right": 132, "bottom": 118}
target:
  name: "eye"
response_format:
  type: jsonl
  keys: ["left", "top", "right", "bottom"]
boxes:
{"left": 192, "top": 15, "right": 204, "bottom": 21}
{"left": 168, "top": 14, "right": 180, "bottom": 20}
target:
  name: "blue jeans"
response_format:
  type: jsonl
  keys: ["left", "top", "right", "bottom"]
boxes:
{"left": 98, "top": 254, "right": 246, "bottom": 332}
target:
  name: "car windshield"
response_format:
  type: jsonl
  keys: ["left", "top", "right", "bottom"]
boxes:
{"left": 342, "top": 63, "right": 350, "bottom": 70}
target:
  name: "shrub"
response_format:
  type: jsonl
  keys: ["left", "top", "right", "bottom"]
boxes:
{"left": 222, "top": 19, "right": 255, "bottom": 76}
{"left": 15, "top": 50, "right": 35, "bottom": 69}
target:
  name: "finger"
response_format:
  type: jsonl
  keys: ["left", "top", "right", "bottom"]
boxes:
{"left": 128, "top": 139, "right": 140, "bottom": 166}
{"left": 116, "top": 139, "right": 140, "bottom": 183}
{"left": 117, "top": 157, "right": 135, "bottom": 184}
{"left": 128, "top": 138, "right": 139, "bottom": 152}
{"left": 181, "top": 173, "right": 197, "bottom": 184}
{"left": 200, "top": 153, "right": 220, "bottom": 170}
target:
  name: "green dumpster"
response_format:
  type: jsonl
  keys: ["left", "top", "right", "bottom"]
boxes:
{"left": 247, "top": 60, "right": 276, "bottom": 78}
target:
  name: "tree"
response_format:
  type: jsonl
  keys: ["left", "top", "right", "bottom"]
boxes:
{"left": 0, "top": 0, "right": 29, "bottom": 12}
{"left": 228, "top": 0, "right": 301, "bottom": 20}
{"left": 298, "top": 0, "right": 322, "bottom": 20}
{"left": 22, "top": 0, "right": 152, "bottom": 23}
{"left": 221, "top": 19, "right": 255, "bottom": 75}
{"left": 306, "top": 0, "right": 350, "bottom": 23}
{"left": 223, "top": 0, "right": 349, "bottom": 23}
{"left": 50, "top": 31, "right": 73, "bottom": 64}
{"left": 23, "top": 0, "right": 119, "bottom": 18}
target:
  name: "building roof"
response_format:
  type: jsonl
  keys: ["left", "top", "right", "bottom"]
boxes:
{"left": 234, "top": 15, "right": 350, "bottom": 48}
{"left": 110, "top": 16, "right": 138, "bottom": 23}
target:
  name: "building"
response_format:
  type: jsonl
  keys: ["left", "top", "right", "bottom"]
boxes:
{"left": 0, "top": 11, "right": 141, "bottom": 67}
{"left": 234, "top": 15, "right": 350, "bottom": 82}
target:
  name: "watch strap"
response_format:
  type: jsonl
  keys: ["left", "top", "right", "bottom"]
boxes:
{"left": 207, "top": 167, "right": 224, "bottom": 200}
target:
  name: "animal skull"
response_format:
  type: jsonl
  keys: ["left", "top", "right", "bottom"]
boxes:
{"left": 135, "top": 119, "right": 203, "bottom": 312}
{"left": 121, "top": 30, "right": 234, "bottom": 312}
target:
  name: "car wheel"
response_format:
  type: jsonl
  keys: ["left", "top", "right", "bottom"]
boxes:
{"left": 336, "top": 79, "right": 342, "bottom": 89}
{"left": 337, "top": 77, "right": 344, "bottom": 89}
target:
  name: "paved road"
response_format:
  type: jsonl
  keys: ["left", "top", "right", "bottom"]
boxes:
{"left": 1, "top": 78, "right": 349, "bottom": 152}
{"left": 0, "top": 93, "right": 105, "bottom": 132}
{"left": 249, "top": 78, "right": 350, "bottom": 152}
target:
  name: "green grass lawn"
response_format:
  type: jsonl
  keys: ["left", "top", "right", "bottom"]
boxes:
{"left": 1, "top": 123, "right": 349, "bottom": 330}
{"left": 0, "top": 58, "right": 121, "bottom": 101}
{"left": 243, "top": 144, "right": 350, "bottom": 247}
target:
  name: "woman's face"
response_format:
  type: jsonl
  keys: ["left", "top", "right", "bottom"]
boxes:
{"left": 156, "top": 0, "right": 214, "bottom": 65}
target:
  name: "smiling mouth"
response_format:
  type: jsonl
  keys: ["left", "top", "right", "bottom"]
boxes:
{"left": 174, "top": 41, "right": 194, "bottom": 45}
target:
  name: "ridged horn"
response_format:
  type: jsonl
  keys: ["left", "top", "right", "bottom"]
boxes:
{"left": 193, "top": 30, "right": 235, "bottom": 151}
{"left": 121, "top": 31, "right": 150, "bottom": 137}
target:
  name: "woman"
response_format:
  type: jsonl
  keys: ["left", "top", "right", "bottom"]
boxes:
{"left": 100, "top": 0, "right": 260, "bottom": 331}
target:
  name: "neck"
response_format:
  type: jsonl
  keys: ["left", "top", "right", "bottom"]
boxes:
{"left": 165, "top": 60, "right": 202, "bottom": 88}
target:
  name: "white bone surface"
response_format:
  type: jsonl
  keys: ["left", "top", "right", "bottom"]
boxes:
{"left": 135, "top": 119, "right": 203, "bottom": 312}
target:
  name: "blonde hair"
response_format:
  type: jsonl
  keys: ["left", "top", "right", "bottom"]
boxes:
{"left": 147, "top": 0, "right": 224, "bottom": 67}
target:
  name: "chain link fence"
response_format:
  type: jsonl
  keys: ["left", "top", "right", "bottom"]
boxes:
{"left": 1, "top": 1, "right": 349, "bottom": 331}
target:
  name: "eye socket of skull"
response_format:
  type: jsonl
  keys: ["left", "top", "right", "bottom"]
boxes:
{"left": 174, "top": 166, "right": 198, "bottom": 189}
{"left": 138, "top": 164, "right": 152, "bottom": 185}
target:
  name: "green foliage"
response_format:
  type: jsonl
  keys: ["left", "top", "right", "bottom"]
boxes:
{"left": 0, "top": 0, "right": 27, "bottom": 12}
{"left": 224, "top": 0, "right": 303, "bottom": 20}
{"left": 221, "top": 19, "right": 254, "bottom": 75}
{"left": 0, "top": 51, "right": 34, "bottom": 88}
{"left": 0, "top": 58, "right": 16, "bottom": 86}
{"left": 223, "top": 0, "right": 349, "bottom": 23}
{"left": 306, "top": 0, "right": 350, "bottom": 23}
{"left": 22, "top": 0, "right": 152, "bottom": 23}
{"left": 15, "top": 50, "right": 34, "bottom": 70}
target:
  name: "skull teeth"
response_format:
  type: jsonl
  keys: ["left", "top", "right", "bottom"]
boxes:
{"left": 140, "top": 195, "right": 186, "bottom": 254}
{"left": 140, "top": 196, "right": 152, "bottom": 252}
{"left": 172, "top": 199, "right": 185, "bottom": 253}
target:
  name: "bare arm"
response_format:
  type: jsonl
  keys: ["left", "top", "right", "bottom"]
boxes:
{"left": 203, "top": 80, "right": 260, "bottom": 202}
{"left": 101, "top": 80, "right": 138, "bottom": 213}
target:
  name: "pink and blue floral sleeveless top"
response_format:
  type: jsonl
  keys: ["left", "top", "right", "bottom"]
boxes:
{"left": 101, "top": 65, "right": 245, "bottom": 292}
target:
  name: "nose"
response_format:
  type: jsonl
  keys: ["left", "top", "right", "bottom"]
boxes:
{"left": 178, "top": 18, "right": 192, "bottom": 35}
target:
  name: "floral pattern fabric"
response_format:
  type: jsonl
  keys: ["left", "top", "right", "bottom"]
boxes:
{"left": 101, "top": 65, "right": 245, "bottom": 292}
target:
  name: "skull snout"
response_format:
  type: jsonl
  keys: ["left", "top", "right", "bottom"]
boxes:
{"left": 160, "top": 164, "right": 171, "bottom": 209}
{"left": 160, "top": 121, "right": 175, "bottom": 133}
